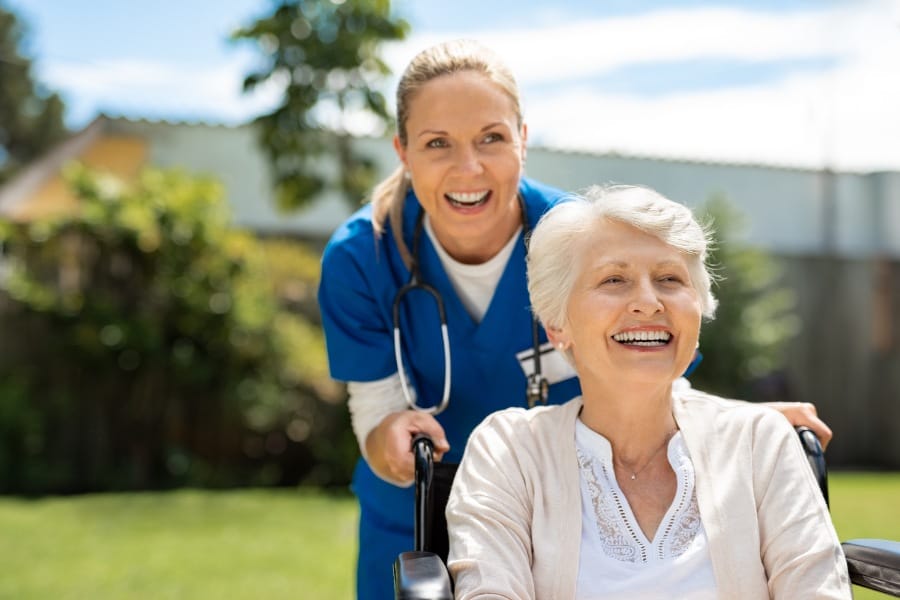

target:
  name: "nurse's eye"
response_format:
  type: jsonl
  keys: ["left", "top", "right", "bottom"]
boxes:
{"left": 482, "top": 132, "right": 503, "bottom": 144}
{"left": 426, "top": 138, "right": 449, "bottom": 149}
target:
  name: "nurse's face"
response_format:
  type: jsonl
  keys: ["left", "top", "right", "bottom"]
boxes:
{"left": 556, "top": 220, "right": 702, "bottom": 388}
{"left": 394, "top": 71, "right": 527, "bottom": 264}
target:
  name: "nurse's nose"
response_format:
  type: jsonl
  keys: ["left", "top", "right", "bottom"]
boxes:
{"left": 453, "top": 144, "right": 485, "bottom": 175}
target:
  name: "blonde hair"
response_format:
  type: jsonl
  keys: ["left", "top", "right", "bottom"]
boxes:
{"left": 527, "top": 185, "right": 718, "bottom": 363}
{"left": 370, "top": 39, "right": 523, "bottom": 267}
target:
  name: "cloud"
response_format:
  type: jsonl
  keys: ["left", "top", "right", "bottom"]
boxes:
{"left": 36, "top": 0, "right": 900, "bottom": 171}
{"left": 384, "top": 0, "right": 900, "bottom": 170}
{"left": 41, "top": 55, "right": 282, "bottom": 125}
{"left": 388, "top": 5, "right": 860, "bottom": 84}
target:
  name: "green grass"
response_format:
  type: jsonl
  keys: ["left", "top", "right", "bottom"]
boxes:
{"left": 0, "top": 472, "right": 896, "bottom": 599}
{"left": 0, "top": 488, "right": 359, "bottom": 600}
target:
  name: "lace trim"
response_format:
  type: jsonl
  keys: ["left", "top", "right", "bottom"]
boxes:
{"left": 577, "top": 439, "right": 701, "bottom": 564}
{"left": 577, "top": 447, "right": 645, "bottom": 563}
{"left": 661, "top": 475, "right": 702, "bottom": 559}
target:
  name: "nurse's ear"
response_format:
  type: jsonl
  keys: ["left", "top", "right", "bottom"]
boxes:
{"left": 393, "top": 135, "right": 409, "bottom": 169}
{"left": 520, "top": 123, "right": 528, "bottom": 164}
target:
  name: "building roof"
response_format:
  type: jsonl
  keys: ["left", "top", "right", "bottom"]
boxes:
{"left": 2, "top": 115, "right": 899, "bottom": 257}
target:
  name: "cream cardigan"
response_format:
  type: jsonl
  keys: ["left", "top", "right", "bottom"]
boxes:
{"left": 446, "top": 389, "right": 851, "bottom": 599}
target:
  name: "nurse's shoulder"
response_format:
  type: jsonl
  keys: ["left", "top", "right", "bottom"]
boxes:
{"left": 518, "top": 177, "right": 573, "bottom": 223}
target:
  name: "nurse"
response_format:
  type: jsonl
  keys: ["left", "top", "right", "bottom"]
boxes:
{"left": 317, "top": 39, "right": 831, "bottom": 600}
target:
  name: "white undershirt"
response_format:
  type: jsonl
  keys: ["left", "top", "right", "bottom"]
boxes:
{"left": 424, "top": 215, "right": 522, "bottom": 322}
{"left": 574, "top": 421, "right": 718, "bottom": 599}
{"left": 347, "top": 219, "right": 522, "bottom": 470}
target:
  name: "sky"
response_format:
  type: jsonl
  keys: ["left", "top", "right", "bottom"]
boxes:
{"left": 7, "top": 0, "right": 900, "bottom": 172}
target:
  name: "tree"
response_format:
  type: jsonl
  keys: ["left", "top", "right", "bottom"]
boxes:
{"left": 0, "top": 3, "right": 68, "bottom": 183}
{"left": 691, "top": 194, "right": 801, "bottom": 401}
{"left": 232, "top": 0, "right": 408, "bottom": 211}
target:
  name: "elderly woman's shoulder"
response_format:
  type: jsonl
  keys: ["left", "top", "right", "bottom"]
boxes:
{"left": 474, "top": 397, "right": 582, "bottom": 436}
{"left": 675, "top": 386, "right": 795, "bottom": 432}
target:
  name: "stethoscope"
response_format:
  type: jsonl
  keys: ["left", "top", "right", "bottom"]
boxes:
{"left": 392, "top": 195, "right": 549, "bottom": 416}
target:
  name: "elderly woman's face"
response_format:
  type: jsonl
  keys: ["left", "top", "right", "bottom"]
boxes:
{"left": 393, "top": 71, "right": 526, "bottom": 263}
{"left": 558, "top": 219, "right": 702, "bottom": 386}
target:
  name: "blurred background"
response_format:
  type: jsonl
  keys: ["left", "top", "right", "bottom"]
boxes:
{"left": 1, "top": 0, "right": 899, "bottom": 597}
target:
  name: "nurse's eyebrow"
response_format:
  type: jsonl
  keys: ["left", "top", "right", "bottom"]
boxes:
{"left": 415, "top": 122, "right": 510, "bottom": 139}
{"left": 416, "top": 129, "right": 448, "bottom": 138}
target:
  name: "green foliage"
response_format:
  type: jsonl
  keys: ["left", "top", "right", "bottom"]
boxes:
{"left": 0, "top": 165, "right": 353, "bottom": 493}
{"left": 231, "top": 0, "right": 408, "bottom": 210}
{"left": 0, "top": 3, "right": 68, "bottom": 183}
{"left": 691, "top": 194, "right": 801, "bottom": 400}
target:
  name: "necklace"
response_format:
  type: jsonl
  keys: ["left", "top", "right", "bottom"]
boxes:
{"left": 613, "top": 428, "right": 678, "bottom": 480}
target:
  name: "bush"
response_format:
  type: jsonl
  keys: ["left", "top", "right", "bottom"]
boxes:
{"left": 691, "top": 194, "right": 801, "bottom": 401}
{"left": 0, "top": 165, "right": 353, "bottom": 493}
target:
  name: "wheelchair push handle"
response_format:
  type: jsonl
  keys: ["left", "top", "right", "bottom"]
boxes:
{"left": 411, "top": 434, "right": 435, "bottom": 553}
{"left": 796, "top": 426, "right": 829, "bottom": 508}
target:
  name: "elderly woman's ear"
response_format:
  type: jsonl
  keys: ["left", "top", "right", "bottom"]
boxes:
{"left": 546, "top": 326, "right": 570, "bottom": 351}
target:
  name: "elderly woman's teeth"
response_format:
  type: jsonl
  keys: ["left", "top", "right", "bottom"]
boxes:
{"left": 446, "top": 191, "right": 489, "bottom": 206}
{"left": 612, "top": 331, "right": 672, "bottom": 346}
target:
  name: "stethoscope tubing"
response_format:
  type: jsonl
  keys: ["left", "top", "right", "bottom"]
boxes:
{"left": 392, "top": 280, "right": 451, "bottom": 415}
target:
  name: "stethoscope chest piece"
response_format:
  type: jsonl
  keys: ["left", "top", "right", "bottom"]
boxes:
{"left": 527, "top": 372, "right": 549, "bottom": 408}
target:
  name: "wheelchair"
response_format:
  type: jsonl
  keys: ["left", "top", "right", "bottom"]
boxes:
{"left": 393, "top": 428, "right": 900, "bottom": 599}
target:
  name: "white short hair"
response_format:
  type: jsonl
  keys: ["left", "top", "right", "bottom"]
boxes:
{"left": 527, "top": 184, "right": 718, "bottom": 336}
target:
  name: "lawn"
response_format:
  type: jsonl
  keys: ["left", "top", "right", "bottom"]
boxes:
{"left": 0, "top": 472, "right": 897, "bottom": 599}
{"left": 0, "top": 488, "right": 359, "bottom": 599}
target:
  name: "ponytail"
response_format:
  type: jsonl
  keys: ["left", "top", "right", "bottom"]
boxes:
{"left": 370, "top": 164, "right": 413, "bottom": 270}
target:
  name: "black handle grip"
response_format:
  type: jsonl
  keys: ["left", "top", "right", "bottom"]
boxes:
{"left": 411, "top": 434, "right": 435, "bottom": 552}
{"left": 796, "top": 426, "right": 829, "bottom": 508}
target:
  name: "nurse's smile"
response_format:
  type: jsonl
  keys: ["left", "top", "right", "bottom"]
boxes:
{"left": 446, "top": 190, "right": 490, "bottom": 208}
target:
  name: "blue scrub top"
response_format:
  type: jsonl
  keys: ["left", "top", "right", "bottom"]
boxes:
{"left": 318, "top": 177, "right": 581, "bottom": 528}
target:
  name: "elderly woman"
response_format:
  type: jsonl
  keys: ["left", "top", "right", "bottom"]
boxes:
{"left": 445, "top": 185, "right": 850, "bottom": 599}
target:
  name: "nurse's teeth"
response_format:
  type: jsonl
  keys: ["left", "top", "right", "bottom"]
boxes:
{"left": 446, "top": 191, "right": 489, "bottom": 205}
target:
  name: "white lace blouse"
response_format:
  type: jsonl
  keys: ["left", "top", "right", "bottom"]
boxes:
{"left": 574, "top": 419, "right": 718, "bottom": 599}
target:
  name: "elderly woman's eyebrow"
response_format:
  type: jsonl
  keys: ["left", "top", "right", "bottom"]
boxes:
{"left": 589, "top": 259, "right": 686, "bottom": 270}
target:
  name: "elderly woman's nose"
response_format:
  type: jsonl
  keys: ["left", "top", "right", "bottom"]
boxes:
{"left": 629, "top": 279, "right": 664, "bottom": 314}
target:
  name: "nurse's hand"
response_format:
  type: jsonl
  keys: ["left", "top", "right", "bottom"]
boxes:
{"left": 764, "top": 401, "right": 833, "bottom": 450}
{"left": 365, "top": 411, "right": 450, "bottom": 487}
